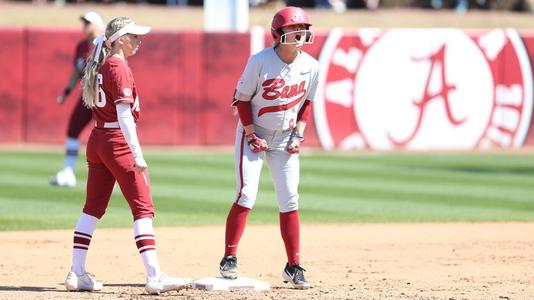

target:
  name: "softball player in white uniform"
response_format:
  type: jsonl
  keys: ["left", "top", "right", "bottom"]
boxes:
{"left": 219, "top": 6, "right": 319, "bottom": 289}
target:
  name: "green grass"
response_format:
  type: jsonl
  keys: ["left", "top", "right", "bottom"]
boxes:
{"left": 0, "top": 149, "right": 533, "bottom": 231}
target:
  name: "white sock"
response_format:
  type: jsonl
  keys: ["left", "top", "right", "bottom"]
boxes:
{"left": 71, "top": 213, "right": 98, "bottom": 276}
{"left": 134, "top": 218, "right": 161, "bottom": 279}
{"left": 64, "top": 137, "right": 80, "bottom": 171}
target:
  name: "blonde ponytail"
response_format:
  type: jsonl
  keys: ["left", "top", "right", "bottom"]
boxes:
{"left": 82, "top": 16, "right": 134, "bottom": 108}
{"left": 82, "top": 45, "right": 107, "bottom": 108}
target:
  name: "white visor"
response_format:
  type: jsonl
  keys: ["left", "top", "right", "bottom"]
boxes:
{"left": 107, "top": 21, "right": 151, "bottom": 44}
{"left": 81, "top": 11, "right": 105, "bottom": 29}
{"left": 93, "top": 21, "right": 151, "bottom": 62}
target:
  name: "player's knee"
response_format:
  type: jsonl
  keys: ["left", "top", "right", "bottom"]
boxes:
{"left": 236, "top": 194, "right": 256, "bottom": 209}
{"left": 133, "top": 212, "right": 154, "bottom": 221}
{"left": 279, "top": 194, "right": 299, "bottom": 212}
{"left": 132, "top": 206, "right": 154, "bottom": 221}
{"left": 82, "top": 207, "right": 105, "bottom": 220}
{"left": 279, "top": 203, "right": 298, "bottom": 213}
{"left": 67, "top": 130, "right": 80, "bottom": 139}
{"left": 238, "top": 187, "right": 257, "bottom": 208}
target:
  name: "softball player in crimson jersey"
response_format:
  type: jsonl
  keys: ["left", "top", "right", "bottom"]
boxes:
{"left": 64, "top": 17, "right": 190, "bottom": 294}
{"left": 219, "top": 7, "right": 319, "bottom": 289}
{"left": 51, "top": 12, "right": 105, "bottom": 188}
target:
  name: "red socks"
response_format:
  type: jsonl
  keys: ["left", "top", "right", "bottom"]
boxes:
{"left": 280, "top": 210, "right": 300, "bottom": 266}
{"left": 224, "top": 203, "right": 251, "bottom": 256}
{"left": 224, "top": 204, "right": 301, "bottom": 266}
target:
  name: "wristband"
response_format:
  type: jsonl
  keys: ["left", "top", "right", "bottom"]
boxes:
{"left": 290, "top": 132, "right": 304, "bottom": 141}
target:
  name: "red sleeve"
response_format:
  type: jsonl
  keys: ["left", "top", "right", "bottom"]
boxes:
{"left": 236, "top": 101, "right": 253, "bottom": 126}
{"left": 109, "top": 64, "right": 135, "bottom": 105}
{"left": 73, "top": 41, "right": 82, "bottom": 66}
{"left": 74, "top": 41, "right": 90, "bottom": 66}
{"left": 297, "top": 100, "right": 312, "bottom": 123}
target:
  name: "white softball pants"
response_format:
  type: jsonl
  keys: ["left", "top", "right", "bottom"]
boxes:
{"left": 233, "top": 123, "right": 300, "bottom": 213}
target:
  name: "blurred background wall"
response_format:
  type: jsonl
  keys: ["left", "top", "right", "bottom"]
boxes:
{"left": 0, "top": 0, "right": 533, "bottom": 150}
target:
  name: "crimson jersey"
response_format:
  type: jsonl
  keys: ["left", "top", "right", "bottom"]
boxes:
{"left": 93, "top": 56, "right": 140, "bottom": 124}
{"left": 74, "top": 39, "right": 91, "bottom": 74}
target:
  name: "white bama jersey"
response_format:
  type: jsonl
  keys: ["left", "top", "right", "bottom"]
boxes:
{"left": 236, "top": 47, "right": 319, "bottom": 130}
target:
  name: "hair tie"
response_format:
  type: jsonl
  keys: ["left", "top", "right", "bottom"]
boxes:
{"left": 93, "top": 35, "right": 107, "bottom": 63}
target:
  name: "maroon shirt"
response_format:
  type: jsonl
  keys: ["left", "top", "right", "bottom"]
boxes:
{"left": 93, "top": 56, "right": 140, "bottom": 123}
{"left": 74, "top": 39, "right": 91, "bottom": 75}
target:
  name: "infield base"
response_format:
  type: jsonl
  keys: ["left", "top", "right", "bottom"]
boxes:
{"left": 192, "top": 276, "right": 270, "bottom": 291}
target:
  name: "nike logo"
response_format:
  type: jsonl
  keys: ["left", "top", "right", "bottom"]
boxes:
{"left": 300, "top": 70, "right": 310, "bottom": 75}
{"left": 227, "top": 244, "right": 238, "bottom": 248}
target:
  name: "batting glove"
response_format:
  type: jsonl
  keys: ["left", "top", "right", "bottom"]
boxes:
{"left": 246, "top": 133, "right": 268, "bottom": 153}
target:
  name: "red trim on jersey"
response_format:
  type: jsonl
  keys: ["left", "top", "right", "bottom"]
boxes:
{"left": 297, "top": 100, "right": 312, "bottom": 123}
{"left": 258, "top": 95, "right": 305, "bottom": 117}
{"left": 234, "top": 130, "right": 246, "bottom": 204}
{"left": 236, "top": 101, "right": 253, "bottom": 126}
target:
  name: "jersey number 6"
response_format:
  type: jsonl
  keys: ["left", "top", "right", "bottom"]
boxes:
{"left": 95, "top": 73, "right": 106, "bottom": 108}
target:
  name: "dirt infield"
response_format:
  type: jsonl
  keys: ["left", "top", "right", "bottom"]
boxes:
{"left": 1, "top": 223, "right": 533, "bottom": 300}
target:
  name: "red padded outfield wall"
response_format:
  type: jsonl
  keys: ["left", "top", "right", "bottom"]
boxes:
{"left": 0, "top": 29, "right": 25, "bottom": 143}
{"left": 0, "top": 28, "right": 533, "bottom": 150}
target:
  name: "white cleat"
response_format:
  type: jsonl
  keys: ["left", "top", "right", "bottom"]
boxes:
{"left": 145, "top": 273, "right": 191, "bottom": 295}
{"left": 50, "top": 168, "right": 76, "bottom": 187}
{"left": 219, "top": 255, "right": 240, "bottom": 279}
{"left": 282, "top": 263, "right": 311, "bottom": 290}
{"left": 64, "top": 271, "right": 103, "bottom": 292}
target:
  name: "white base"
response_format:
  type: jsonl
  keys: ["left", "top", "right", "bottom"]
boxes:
{"left": 192, "top": 276, "right": 270, "bottom": 292}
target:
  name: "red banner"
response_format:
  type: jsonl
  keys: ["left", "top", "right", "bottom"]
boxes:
{"left": 0, "top": 29, "right": 25, "bottom": 143}
{"left": 0, "top": 28, "right": 533, "bottom": 150}
{"left": 314, "top": 29, "right": 533, "bottom": 150}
